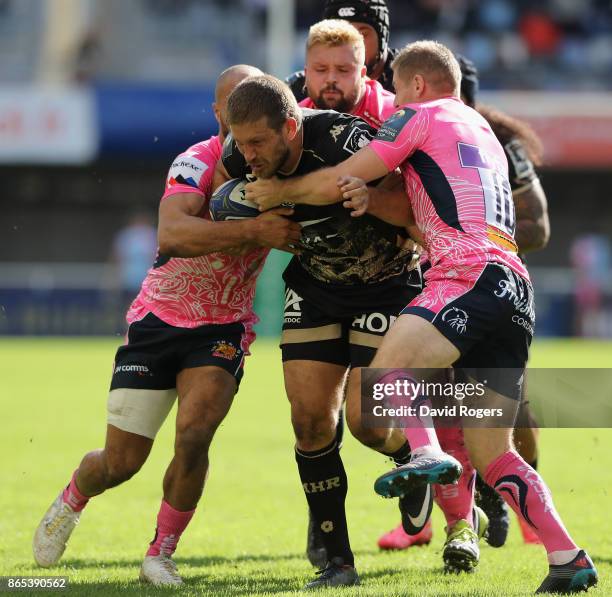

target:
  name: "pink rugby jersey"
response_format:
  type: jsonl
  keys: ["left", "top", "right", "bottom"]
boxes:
{"left": 126, "top": 136, "right": 268, "bottom": 332}
{"left": 299, "top": 78, "right": 396, "bottom": 128}
{"left": 369, "top": 97, "right": 529, "bottom": 281}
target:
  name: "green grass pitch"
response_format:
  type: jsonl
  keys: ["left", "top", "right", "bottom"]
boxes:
{"left": 0, "top": 338, "right": 610, "bottom": 596}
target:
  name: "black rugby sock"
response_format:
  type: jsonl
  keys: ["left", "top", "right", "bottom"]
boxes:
{"left": 296, "top": 440, "right": 353, "bottom": 566}
{"left": 382, "top": 441, "right": 411, "bottom": 467}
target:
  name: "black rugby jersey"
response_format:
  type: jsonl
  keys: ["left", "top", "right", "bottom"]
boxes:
{"left": 222, "top": 108, "right": 420, "bottom": 314}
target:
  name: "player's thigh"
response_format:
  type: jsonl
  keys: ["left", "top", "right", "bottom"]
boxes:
{"left": 284, "top": 360, "right": 348, "bottom": 424}
{"left": 108, "top": 313, "right": 179, "bottom": 441}
{"left": 175, "top": 365, "right": 237, "bottom": 440}
{"left": 369, "top": 313, "right": 461, "bottom": 369}
{"left": 174, "top": 320, "right": 252, "bottom": 440}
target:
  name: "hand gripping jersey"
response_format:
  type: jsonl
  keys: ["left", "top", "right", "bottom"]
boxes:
{"left": 369, "top": 97, "right": 530, "bottom": 283}
{"left": 222, "top": 109, "right": 420, "bottom": 316}
{"left": 126, "top": 136, "right": 268, "bottom": 332}
{"left": 298, "top": 79, "right": 397, "bottom": 128}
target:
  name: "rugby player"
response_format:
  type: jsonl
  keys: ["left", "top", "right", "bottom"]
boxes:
{"left": 296, "top": 19, "right": 486, "bottom": 571}
{"left": 296, "top": 18, "right": 401, "bottom": 568}
{"left": 32, "top": 65, "right": 302, "bottom": 587}
{"left": 288, "top": 0, "right": 395, "bottom": 101}
{"left": 218, "top": 73, "right": 423, "bottom": 589}
{"left": 378, "top": 54, "right": 551, "bottom": 551}
{"left": 246, "top": 42, "right": 597, "bottom": 594}
{"left": 298, "top": 19, "right": 395, "bottom": 127}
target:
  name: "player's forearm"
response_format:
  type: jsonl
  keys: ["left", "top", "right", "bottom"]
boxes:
{"left": 366, "top": 186, "right": 411, "bottom": 227}
{"left": 279, "top": 168, "right": 343, "bottom": 206}
{"left": 515, "top": 218, "right": 550, "bottom": 253}
{"left": 158, "top": 216, "right": 255, "bottom": 257}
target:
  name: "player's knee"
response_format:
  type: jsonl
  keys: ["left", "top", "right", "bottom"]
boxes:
{"left": 174, "top": 425, "right": 215, "bottom": 468}
{"left": 104, "top": 451, "right": 145, "bottom": 487}
{"left": 292, "top": 413, "right": 336, "bottom": 450}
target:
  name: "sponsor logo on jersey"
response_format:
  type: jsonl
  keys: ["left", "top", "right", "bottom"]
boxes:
{"left": 167, "top": 155, "right": 208, "bottom": 190}
{"left": 114, "top": 364, "right": 152, "bottom": 376}
{"left": 352, "top": 312, "right": 397, "bottom": 334}
{"left": 375, "top": 108, "right": 417, "bottom": 143}
{"left": 494, "top": 276, "right": 535, "bottom": 321}
{"left": 512, "top": 315, "right": 534, "bottom": 336}
{"left": 329, "top": 123, "right": 347, "bottom": 142}
{"left": 284, "top": 288, "right": 303, "bottom": 322}
{"left": 211, "top": 340, "right": 239, "bottom": 360}
{"left": 441, "top": 307, "right": 468, "bottom": 334}
{"left": 337, "top": 7, "right": 355, "bottom": 17}
{"left": 343, "top": 125, "right": 375, "bottom": 154}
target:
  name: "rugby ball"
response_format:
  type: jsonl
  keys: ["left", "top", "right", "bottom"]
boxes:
{"left": 209, "top": 178, "right": 260, "bottom": 221}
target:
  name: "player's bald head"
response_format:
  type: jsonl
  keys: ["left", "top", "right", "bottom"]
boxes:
{"left": 214, "top": 64, "right": 263, "bottom": 140}
{"left": 215, "top": 64, "right": 263, "bottom": 104}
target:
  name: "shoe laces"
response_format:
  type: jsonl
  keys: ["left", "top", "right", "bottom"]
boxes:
{"left": 316, "top": 558, "right": 348, "bottom": 580}
{"left": 45, "top": 505, "right": 78, "bottom": 536}
{"left": 156, "top": 555, "right": 181, "bottom": 581}
{"left": 446, "top": 521, "right": 477, "bottom": 544}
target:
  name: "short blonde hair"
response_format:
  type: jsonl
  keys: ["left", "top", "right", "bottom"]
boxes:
{"left": 392, "top": 40, "right": 461, "bottom": 94}
{"left": 306, "top": 19, "right": 365, "bottom": 64}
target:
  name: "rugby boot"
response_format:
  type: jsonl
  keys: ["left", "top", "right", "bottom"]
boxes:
{"left": 33, "top": 493, "right": 80, "bottom": 567}
{"left": 536, "top": 550, "right": 597, "bottom": 594}
{"left": 443, "top": 519, "right": 481, "bottom": 573}
{"left": 400, "top": 484, "right": 434, "bottom": 534}
{"left": 375, "top": 448, "right": 462, "bottom": 498}
{"left": 475, "top": 474, "right": 510, "bottom": 547}
{"left": 140, "top": 554, "right": 183, "bottom": 586}
{"left": 377, "top": 520, "right": 433, "bottom": 550}
{"left": 303, "top": 557, "right": 359, "bottom": 590}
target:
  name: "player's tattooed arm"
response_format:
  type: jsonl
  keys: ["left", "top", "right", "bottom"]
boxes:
{"left": 246, "top": 146, "right": 390, "bottom": 210}
{"left": 513, "top": 179, "right": 550, "bottom": 253}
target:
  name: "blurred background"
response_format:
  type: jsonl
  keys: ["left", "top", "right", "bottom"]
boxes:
{"left": 1, "top": 0, "right": 611, "bottom": 339}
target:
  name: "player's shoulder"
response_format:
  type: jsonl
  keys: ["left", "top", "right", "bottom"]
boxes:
{"left": 301, "top": 108, "right": 376, "bottom": 154}
{"left": 166, "top": 136, "right": 220, "bottom": 192}
{"left": 301, "top": 107, "right": 370, "bottom": 133}
{"left": 375, "top": 104, "right": 421, "bottom": 143}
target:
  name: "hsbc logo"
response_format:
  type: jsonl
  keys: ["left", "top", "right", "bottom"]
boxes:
{"left": 338, "top": 7, "right": 356, "bottom": 17}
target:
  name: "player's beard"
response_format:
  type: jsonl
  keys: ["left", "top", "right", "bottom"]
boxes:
{"left": 314, "top": 84, "right": 358, "bottom": 113}
{"left": 253, "top": 145, "right": 290, "bottom": 179}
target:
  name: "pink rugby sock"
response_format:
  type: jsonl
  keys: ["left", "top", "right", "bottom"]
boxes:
{"left": 378, "top": 369, "right": 440, "bottom": 452}
{"left": 434, "top": 427, "right": 475, "bottom": 528}
{"left": 485, "top": 451, "right": 578, "bottom": 560}
{"left": 62, "top": 470, "right": 90, "bottom": 512}
{"left": 146, "top": 500, "right": 195, "bottom": 557}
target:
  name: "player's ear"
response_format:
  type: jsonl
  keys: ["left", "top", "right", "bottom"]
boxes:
{"left": 414, "top": 74, "right": 426, "bottom": 97}
{"left": 360, "top": 64, "right": 367, "bottom": 79}
{"left": 285, "top": 117, "right": 299, "bottom": 141}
